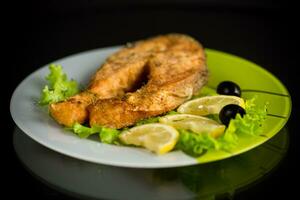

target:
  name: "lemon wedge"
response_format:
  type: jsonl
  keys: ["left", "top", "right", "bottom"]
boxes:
{"left": 119, "top": 123, "right": 179, "bottom": 154}
{"left": 177, "top": 95, "right": 245, "bottom": 116}
{"left": 159, "top": 114, "right": 225, "bottom": 138}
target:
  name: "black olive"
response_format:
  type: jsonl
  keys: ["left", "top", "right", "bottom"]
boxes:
{"left": 219, "top": 104, "right": 246, "bottom": 126}
{"left": 217, "top": 81, "right": 241, "bottom": 97}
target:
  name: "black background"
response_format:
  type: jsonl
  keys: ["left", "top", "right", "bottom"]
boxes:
{"left": 4, "top": 0, "right": 298, "bottom": 199}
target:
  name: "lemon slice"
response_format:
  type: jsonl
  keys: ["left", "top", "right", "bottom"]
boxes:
{"left": 119, "top": 123, "right": 179, "bottom": 154}
{"left": 177, "top": 95, "right": 245, "bottom": 116}
{"left": 159, "top": 114, "right": 225, "bottom": 138}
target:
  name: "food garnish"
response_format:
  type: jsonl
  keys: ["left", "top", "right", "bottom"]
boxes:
{"left": 119, "top": 123, "right": 179, "bottom": 154}
{"left": 177, "top": 95, "right": 245, "bottom": 116}
{"left": 39, "top": 64, "right": 79, "bottom": 105}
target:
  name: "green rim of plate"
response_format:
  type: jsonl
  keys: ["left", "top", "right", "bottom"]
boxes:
{"left": 196, "top": 49, "right": 292, "bottom": 163}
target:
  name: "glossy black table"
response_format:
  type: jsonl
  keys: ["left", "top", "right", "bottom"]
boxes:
{"left": 7, "top": 2, "right": 297, "bottom": 199}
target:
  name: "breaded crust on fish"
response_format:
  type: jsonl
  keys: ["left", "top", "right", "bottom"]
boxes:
{"left": 89, "top": 34, "right": 208, "bottom": 128}
{"left": 50, "top": 34, "right": 208, "bottom": 128}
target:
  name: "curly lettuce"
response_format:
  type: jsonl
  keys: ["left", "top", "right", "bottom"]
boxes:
{"left": 72, "top": 123, "right": 102, "bottom": 138}
{"left": 176, "top": 129, "right": 220, "bottom": 157}
{"left": 70, "top": 123, "right": 121, "bottom": 144}
{"left": 100, "top": 127, "right": 121, "bottom": 144}
{"left": 231, "top": 98, "right": 268, "bottom": 136}
{"left": 39, "top": 64, "right": 79, "bottom": 105}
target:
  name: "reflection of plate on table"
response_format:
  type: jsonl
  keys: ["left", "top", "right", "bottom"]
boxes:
{"left": 13, "top": 126, "right": 289, "bottom": 199}
{"left": 10, "top": 46, "right": 291, "bottom": 168}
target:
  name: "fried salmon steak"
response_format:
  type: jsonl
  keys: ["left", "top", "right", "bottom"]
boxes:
{"left": 50, "top": 34, "right": 208, "bottom": 128}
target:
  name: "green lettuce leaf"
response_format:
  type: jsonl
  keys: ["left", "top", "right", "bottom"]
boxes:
{"left": 72, "top": 123, "right": 102, "bottom": 138}
{"left": 39, "top": 64, "right": 79, "bottom": 105}
{"left": 176, "top": 129, "right": 220, "bottom": 157}
{"left": 217, "top": 120, "right": 239, "bottom": 150}
{"left": 235, "top": 98, "right": 267, "bottom": 136}
{"left": 100, "top": 127, "right": 121, "bottom": 144}
{"left": 70, "top": 123, "right": 121, "bottom": 144}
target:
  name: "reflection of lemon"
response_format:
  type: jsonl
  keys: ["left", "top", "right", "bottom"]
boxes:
{"left": 177, "top": 95, "right": 245, "bottom": 116}
{"left": 159, "top": 114, "right": 225, "bottom": 138}
{"left": 119, "top": 124, "right": 179, "bottom": 154}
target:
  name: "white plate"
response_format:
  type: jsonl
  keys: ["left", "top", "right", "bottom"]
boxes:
{"left": 10, "top": 46, "right": 197, "bottom": 168}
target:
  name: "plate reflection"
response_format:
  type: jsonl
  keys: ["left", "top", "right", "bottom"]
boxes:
{"left": 13, "top": 126, "right": 289, "bottom": 200}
